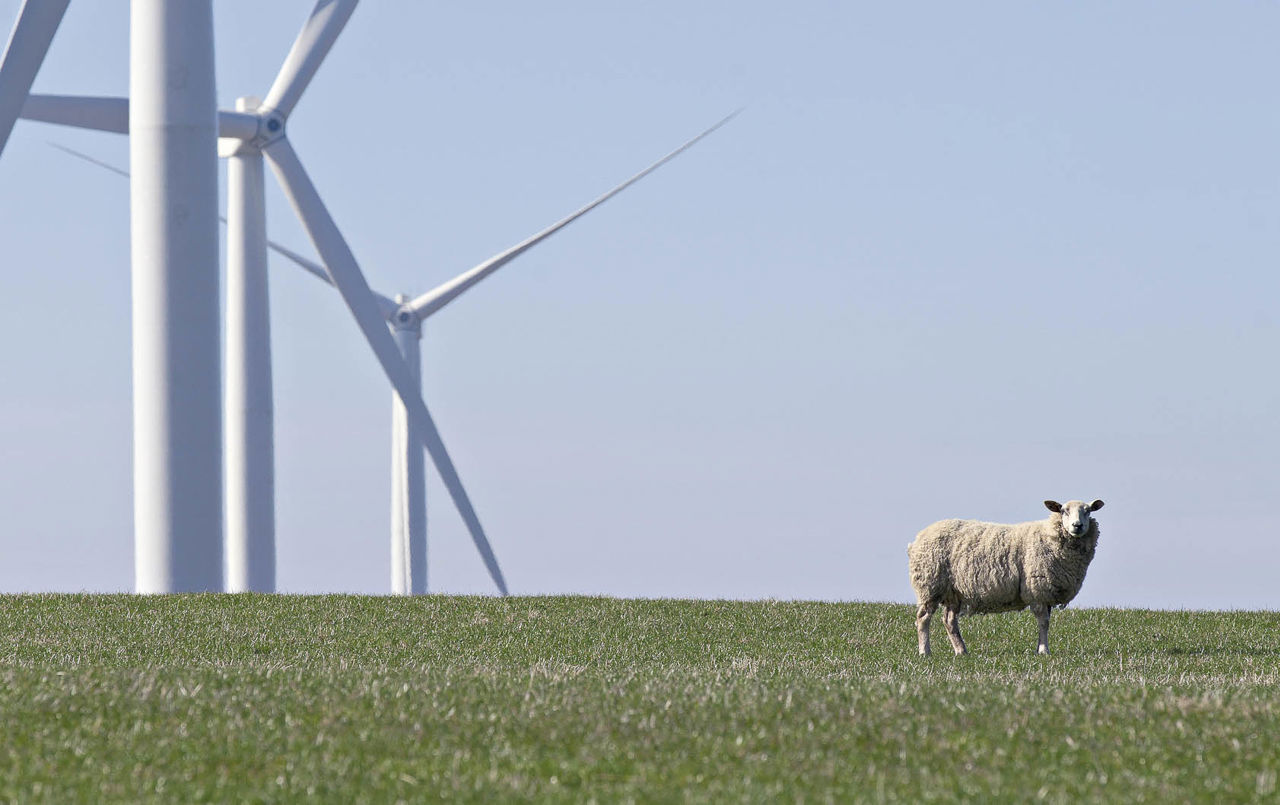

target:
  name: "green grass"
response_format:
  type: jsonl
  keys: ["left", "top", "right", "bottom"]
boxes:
{"left": 0, "top": 596, "right": 1277, "bottom": 802}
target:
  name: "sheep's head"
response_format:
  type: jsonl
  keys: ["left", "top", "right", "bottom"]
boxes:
{"left": 1044, "top": 499, "right": 1104, "bottom": 538}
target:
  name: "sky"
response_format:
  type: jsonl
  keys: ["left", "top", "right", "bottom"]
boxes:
{"left": 0, "top": 2, "right": 1277, "bottom": 609}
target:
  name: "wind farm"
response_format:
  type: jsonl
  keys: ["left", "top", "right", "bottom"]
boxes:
{"left": 2, "top": 0, "right": 734, "bottom": 595}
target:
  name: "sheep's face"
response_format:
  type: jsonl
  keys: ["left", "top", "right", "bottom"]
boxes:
{"left": 1044, "top": 499, "right": 1104, "bottom": 538}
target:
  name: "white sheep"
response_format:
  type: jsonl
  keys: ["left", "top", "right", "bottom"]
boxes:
{"left": 906, "top": 499, "right": 1103, "bottom": 656}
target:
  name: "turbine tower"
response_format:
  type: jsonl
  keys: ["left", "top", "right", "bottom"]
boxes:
{"left": 130, "top": 0, "right": 224, "bottom": 592}
{"left": 221, "top": 95, "right": 274, "bottom": 593}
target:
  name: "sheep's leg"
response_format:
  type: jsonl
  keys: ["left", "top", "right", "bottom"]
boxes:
{"left": 915, "top": 601, "right": 938, "bottom": 657}
{"left": 1031, "top": 604, "right": 1051, "bottom": 655}
{"left": 943, "top": 606, "right": 967, "bottom": 655}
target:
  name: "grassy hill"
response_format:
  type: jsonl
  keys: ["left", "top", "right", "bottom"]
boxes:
{"left": 0, "top": 595, "right": 1276, "bottom": 802}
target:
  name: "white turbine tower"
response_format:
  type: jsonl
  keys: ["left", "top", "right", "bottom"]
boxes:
{"left": 1, "top": 0, "right": 226, "bottom": 592}
{"left": 55, "top": 111, "right": 736, "bottom": 595}
{"left": 221, "top": 95, "right": 276, "bottom": 593}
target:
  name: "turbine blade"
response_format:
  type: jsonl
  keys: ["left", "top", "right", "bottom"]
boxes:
{"left": 263, "top": 136, "right": 510, "bottom": 595}
{"left": 0, "top": 0, "right": 71, "bottom": 157}
{"left": 49, "top": 140, "right": 400, "bottom": 317}
{"left": 407, "top": 109, "right": 741, "bottom": 319}
{"left": 266, "top": 237, "right": 400, "bottom": 317}
{"left": 262, "top": 238, "right": 333, "bottom": 286}
{"left": 21, "top": 93, "right": 128, "bottom": 133}
{"left": 48, "top": 140, "right": 129, "bottom": 178}
{"left": 261, "top": 0, "right": 359, "bottom": 118}
{"left": 22, "top": 97, "right": 264, "bottom": 139}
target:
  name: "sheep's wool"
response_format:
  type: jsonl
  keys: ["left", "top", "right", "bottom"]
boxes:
{"left": 908, "top": 512, "right": 1099, "bottom": 614}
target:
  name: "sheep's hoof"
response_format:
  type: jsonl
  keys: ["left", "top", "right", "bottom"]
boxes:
{"left": 953, "top": 647, "right": 967, "bottom": 656}
{"left": 1037, "top": 646, "right": 1050, "bottom": 656}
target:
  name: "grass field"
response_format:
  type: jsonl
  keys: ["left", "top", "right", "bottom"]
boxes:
{"left": 0, "top": 596, "right": 1277, "bottom": 802}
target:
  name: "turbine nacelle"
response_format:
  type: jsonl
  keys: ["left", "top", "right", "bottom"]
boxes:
{"left": 217, "top": 98, "right": 291, "bottom": 157}
{"left": 218, "top": 97, "right": 266, "bottom": 158}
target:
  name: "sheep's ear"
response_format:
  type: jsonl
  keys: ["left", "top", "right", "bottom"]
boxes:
{"left": 1044, "top": 500, "right": 1062, "bottom": 513}
{"left": 1089, "top": 499, "right": 1105, "bottom": 512}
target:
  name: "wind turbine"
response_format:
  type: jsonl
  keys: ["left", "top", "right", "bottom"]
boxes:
{"left": 326, "top": 119, "right": 735, "bottom": 595}
{"left": 1, "top": 0, "right": 226, "bottom": 592}
{"left": 55, "top": 110, "right": 736, "bottom": 595}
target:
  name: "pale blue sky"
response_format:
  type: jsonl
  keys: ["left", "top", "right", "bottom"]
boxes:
{"left": 0, "top": 2, "right": 1276, "bottom": 608}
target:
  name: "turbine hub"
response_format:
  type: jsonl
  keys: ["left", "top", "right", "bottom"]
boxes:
{"left": 250, "top": 110, "right": 288, "bottom": 149}
{"left": 391, "top": 304, "right": 422, "bottom": 334}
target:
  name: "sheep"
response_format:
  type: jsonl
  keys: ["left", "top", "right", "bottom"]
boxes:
{"left": 906, "top": 499, "right": 1103, "bottom": 656}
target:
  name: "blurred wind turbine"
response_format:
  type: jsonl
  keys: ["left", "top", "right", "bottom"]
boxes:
{"left": 0, "top": 0, "right": 68, "bottom": 159}
{"left": 354, "top": 118, "right": 736, "bottom": 595}
{"left": 54, "top": 109, "right": 736, "bottom": 595}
